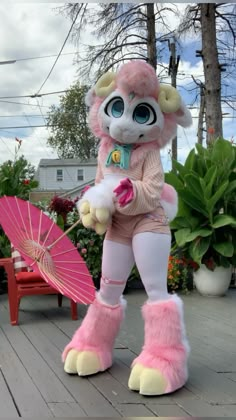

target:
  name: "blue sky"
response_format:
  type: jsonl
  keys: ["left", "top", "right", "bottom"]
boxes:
{"left": 0, "top": 3, "right": 235, "bottom": 172}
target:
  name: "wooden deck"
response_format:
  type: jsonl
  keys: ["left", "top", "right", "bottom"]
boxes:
{"left": 0, "top": 287, "right": 236, "bottom": 418}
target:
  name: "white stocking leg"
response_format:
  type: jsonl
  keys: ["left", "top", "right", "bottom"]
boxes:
{"left": 132, "top": 232, "right": 171, "bottom": 302}
{"left": 98, "top": 240, "right": 135, "bottom": 306}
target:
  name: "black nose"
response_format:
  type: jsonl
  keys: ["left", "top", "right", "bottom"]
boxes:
{"left": 139, "top": 134, "right": 144, "bottom": 138}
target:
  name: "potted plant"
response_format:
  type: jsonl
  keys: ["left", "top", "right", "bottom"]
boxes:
{"left": 165, "top": 138, "right": 236, "bottom": 296}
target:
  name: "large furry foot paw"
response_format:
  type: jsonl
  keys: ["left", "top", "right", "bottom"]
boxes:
{"left": 128, "top": 363, "right": 168, "bottom": 396}
{"left": 64, "top": 349, "right": 102, "bottom": 376}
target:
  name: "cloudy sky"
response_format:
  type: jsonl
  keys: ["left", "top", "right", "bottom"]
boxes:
{"left": 0, "top": 2, "right": 235, "bottom": 172}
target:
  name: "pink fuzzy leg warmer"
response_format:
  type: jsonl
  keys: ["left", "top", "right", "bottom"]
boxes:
{"left": 62, "top": 297, "right": 125, "bottom": 371}
{"left": 132, "top": 295, "right": 190, "bottom": 393}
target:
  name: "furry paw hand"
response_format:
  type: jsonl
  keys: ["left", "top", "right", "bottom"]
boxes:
{"left": 79, "top": 200, "right": 111, "bottom": 235}
{"left": 113, "top": 178, "right": 134, "bottom": 207}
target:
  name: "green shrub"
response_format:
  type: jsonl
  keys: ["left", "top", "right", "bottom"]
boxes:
{"left": 74, "top": 224, "right": 104, "bottom": 285}
{"left": 165, "top": 138, "right": 236, "bottom": 270}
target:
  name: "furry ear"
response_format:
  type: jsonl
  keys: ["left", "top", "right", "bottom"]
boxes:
{"left": 175, "top": 100, "right": 192, "bottom": 128}
{"left": 94, "top": 72, "right": 116, "bottom": 97}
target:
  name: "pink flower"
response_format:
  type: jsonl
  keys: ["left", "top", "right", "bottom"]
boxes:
{"left": 89, "top": 240, "right": 94, "bottom": 246}
{"left": 77, "top": 242, "right": 81, "bottom": 249}
{"left": 81, "top": 248, "right": 87, "bottom": 254}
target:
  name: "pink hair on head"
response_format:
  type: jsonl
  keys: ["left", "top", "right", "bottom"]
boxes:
{"left": 158, "top": 114, "right": 177, "bottom": 147}
{"left": 116, "top": 60, "right": 159, "bottom": 98}
{"left": 89, "top": 97, "right": 105, "bottom": 138}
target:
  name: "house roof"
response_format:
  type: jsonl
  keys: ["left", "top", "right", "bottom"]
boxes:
{"left": 38, "top": 158, "right": 97, "bottom": 167}
{"left": 59, "top": 179, "right": 95, "bottom": 198}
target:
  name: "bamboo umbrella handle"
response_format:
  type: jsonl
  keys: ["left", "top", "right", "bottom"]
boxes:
{"left": 47, "top": 218, "right": 81, "bottom": 250}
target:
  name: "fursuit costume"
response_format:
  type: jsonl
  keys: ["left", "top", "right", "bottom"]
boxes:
{"left": 62, "top": 60, "right": 192, "bottom": 395}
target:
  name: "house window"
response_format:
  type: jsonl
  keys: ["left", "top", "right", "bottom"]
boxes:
{"left": 56, "top": 169, "right": 63, "bottom": 182}
{"left": 77, "top": 169, "right": 84, "bottom": 181}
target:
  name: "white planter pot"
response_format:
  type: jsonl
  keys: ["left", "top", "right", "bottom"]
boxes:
{"left": 193, "top": 265, "right": 232, "bottom": 297}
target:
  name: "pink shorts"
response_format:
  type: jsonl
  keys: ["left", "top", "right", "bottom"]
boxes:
{"left": 106, "top": 207, "right": 171, "bottom": 246}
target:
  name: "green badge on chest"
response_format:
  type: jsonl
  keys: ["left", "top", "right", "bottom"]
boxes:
{"left": 106, "top": 144, "right": 133, "bottom": 169}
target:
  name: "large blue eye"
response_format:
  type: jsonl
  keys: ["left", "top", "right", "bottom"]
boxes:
{"left": 133, "top": 104, "right": 156, "bottom": 125}
{"left": 105, "top": 97, "right": 124, "bottom": 118}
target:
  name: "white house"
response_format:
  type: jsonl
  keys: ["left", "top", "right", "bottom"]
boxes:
{"left": 30, "top": 158, "right": 97, "bottom": 202}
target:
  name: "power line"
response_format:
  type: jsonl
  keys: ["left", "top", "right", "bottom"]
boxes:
{"left": 23, "top": 111, "right": 55, "bottom": 160}
{"left": 0, "top": 136, "right": 15, "bottom": 157}
{"left": 0, "top": 114, "right": 44, "bottom": 118}
{"left": 36, "top": 8, "right": 81, "bottom": 95}
{"left": 0, "top": 117, "right": 235, "bottom": 131}
{"left": 0, "top": 89, "right": 69, "bottom": 100}
{"left": 36, "top": 98, "right": 47, "bottom": 126}
{"left": 1, "top": 52, "right": 76, "bottom": 64}
{"left": 0, "top": 125, "right": 52, "bottom": 129}
{"left": 0, "top": 100, "right": 50, "bottom": 108}
{"left": 33, "top": 96, "right": 76, "bottom": 184}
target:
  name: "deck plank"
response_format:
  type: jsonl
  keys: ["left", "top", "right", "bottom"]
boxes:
{"left": 48, "top": 402, "right": 87, "bottom": 417}
{"left": 115, "top": 403, "right": 154, "bottom": 416}
{"left": 20, "top": 323, "right": 120, "bottom": 417}
{"left": 0, "top": 305, "right": 76, "bottom": 404}
{"left": 1, "top": 289, "right": 236, "bottom": 417}
{"left": 145, "top": 403, "right": 189, "bottom": 416}
{"left": 185, "top": 358, "right": 236, "bottom": 404}
{"left": 169, "top": 397, "right": 236, "bottom": 417}
{"left": 0, "top": 369, "right": 19, "bottom": 417}
{"left": 89, "top": 370, "right": 145, "bottom": 405}
{"left": 111, "top": 353, "right": 176, "bottom": 405}
{"left": 0, "top": 328, "right": 52, "bottom": 417}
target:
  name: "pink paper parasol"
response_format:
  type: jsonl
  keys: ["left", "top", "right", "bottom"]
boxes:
{"left": 0, "top": 196, "right": 96, "bottom": 303}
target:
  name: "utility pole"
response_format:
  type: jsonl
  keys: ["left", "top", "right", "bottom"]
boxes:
{"left": 168, "top": 38, "right": 180, "bottom": 166}
{"left": 197, "top": 83, "right": 205, "bottom": 145}
{"left": 200, "top": 3, "right": 223, "bottom": 144}
{"left": 146, "top": 3, "right": 157, "bottom": 70}
{"left": 192, "top": 74, "right": 206, "bottom": 146}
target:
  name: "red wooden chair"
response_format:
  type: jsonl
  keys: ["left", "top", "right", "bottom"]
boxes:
{"left": 0, "top": 247, "right": 78, "bottom": 325}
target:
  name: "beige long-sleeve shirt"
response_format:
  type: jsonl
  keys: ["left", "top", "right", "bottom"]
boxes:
{"left": 96, "top": 140, "right": 164, "bottom": 217}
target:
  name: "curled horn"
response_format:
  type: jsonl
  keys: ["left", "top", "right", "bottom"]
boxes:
{"left": 94, "top": 72, "right": 116, "bottom": 97}
{"left": 158, "top": 84, "right": 181, "bottom": 113}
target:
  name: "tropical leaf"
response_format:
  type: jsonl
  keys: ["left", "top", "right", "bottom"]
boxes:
{"left": 174, "top": 228, "right": 191, "bottom": 247}
{"left": 172, "top": 160, "right": 186, "bottom": 180}
{"left": 176, "top": 196, "right": 192, "bottom": 218}
{"left": 207, "top": 181, "right": 229, "bottom": 213}
{"left": 179, "top": 190, "right": 208, "bottom": 217}
{"left": 204, "top": 166, "right": 217, "bottom": 199}
{"left": 213, "top": 242, "right": 234, "bottom": 257}
{"left": 165, "top": 172, "right": 183, "bottom": 191}
{"left": 189, "top": 236, "right": 211, "bottom": 265}
{"left": 224, "top": 180, "right": 236, "bottom": 197}
{"left": 185, "top": 228, "right": 212, "bottom": 242}
{"left": 170, "top": 216, "right": 192, "bottom": 229}
{"left": 195, "top": 143, "right": 205, "bottom": 157}
{"left": 211, "top": 138, "right": 234, "bottom": 169}
{"left": 212, "top": 214, "right": 236, "bottom": 228}
{"left": 184, "top": 148, "right": 196, "bottom": 171}
{"left": 184, "top": 173, "right": 205, "bottom": 201}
